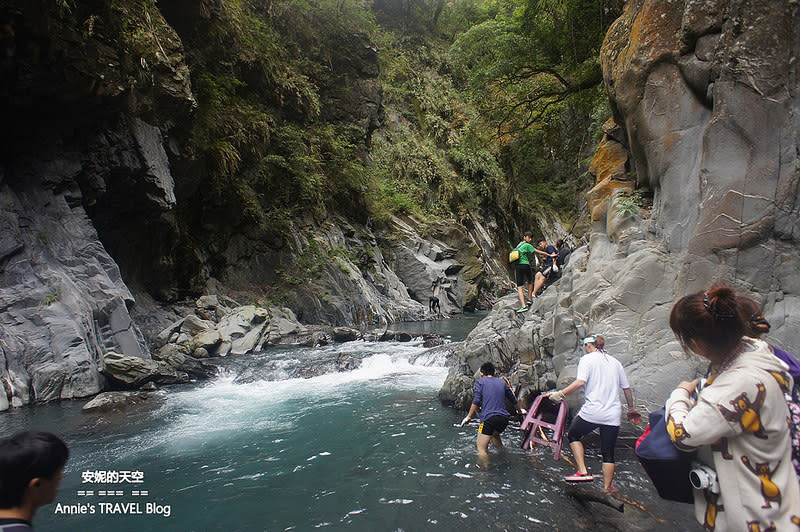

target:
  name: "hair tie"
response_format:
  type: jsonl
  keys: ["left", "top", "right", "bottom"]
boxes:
{"left": 702, "top": 291, "right": 735, "bottom": 320}
{"left": 750, "top": 313, "right": 770, "bottom": 332}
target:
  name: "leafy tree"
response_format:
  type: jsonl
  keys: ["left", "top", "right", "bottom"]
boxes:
{"left": 450, "top": 0, "right": 619, "bottom": 135}
{"left": 444, "top": 0, "right": 621, "bottom": 218}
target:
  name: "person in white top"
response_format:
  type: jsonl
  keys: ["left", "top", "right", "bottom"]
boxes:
{"left": 547, "top": 335, "right": 640, "bottom": 492}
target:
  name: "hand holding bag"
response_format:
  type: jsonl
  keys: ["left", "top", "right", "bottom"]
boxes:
{"left": 634, "top": 408, "right": 696, "bottom": 503}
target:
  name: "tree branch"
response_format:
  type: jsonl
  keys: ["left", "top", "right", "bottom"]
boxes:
{"left": 564, "top": 485, "right": 625, "bottom": 512}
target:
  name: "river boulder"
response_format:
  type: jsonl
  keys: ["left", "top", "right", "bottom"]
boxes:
{"left": 101, "top": 352, "right": 175, "bottom": 388}
{"left": 190, "top": 329, "right": 223, "bottom": 356}
{"left": 217, "top": 305, "right": 271, "bottom": 356}
{"left": 82, "top": 391, "right": 162, "bottom": 412}
{"left": 152, "top": 343, "right": 215, "bottom": 380}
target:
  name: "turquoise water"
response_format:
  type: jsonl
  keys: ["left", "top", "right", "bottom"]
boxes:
{"left": 389, "top": 312, "right": 488, "bottom": 339}
{"left": 1, "top": 318, "right": 699, "bottom": 531}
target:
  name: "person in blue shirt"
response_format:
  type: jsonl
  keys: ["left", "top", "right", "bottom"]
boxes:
{"left": 460, "top": 362, "right": 521, "bottom": 466}
{"left": 532, "top": 239, "right": 558, "bottom": 297}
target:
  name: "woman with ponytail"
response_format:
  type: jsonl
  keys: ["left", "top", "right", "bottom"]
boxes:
{"left": 547, "top": 334, "right": 639, "bottom": 493}
{"left": 666, "top": 286, "right": 800, "bottom": 530}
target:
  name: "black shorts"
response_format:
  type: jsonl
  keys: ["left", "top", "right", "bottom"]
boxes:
{"left": 566, "top": 416, "right": 620, "bottom": 463}
{"left": 479, "top": 415, "right": 509, "bottom": 436}
{"left": 539, "top": 264, "right": 553, "bottom": 277}
{"left": 515, "top": 264, "right": 533, "bottom": 287}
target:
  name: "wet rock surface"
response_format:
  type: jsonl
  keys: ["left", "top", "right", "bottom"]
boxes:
{"left": 442, "top": 0, "right": 800, "bottom": 412}
{"left": 82, "top": 391, "right": 163, "bottom": 413}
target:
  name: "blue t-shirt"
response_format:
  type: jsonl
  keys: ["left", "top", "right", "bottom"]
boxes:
{"left": 472, "top": 376, "right": 516, "bottom": 422}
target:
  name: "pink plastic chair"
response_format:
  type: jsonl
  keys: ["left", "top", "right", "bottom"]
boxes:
{"left": 520, "top": 394, "right": 568, "bottom": 460}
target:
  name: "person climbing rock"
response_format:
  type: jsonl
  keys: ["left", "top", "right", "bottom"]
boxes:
{"left": 532, "top": 239, "right": 558, "bottom": 297}
{"left": 460, "top": 362, "right": 521, "bottom": 468}
{"left": 512, "top": 232, "right": 537, "bottom": 313}
{"left": 547, "top": 335, "right": 639, "bottom": 493}
{"left": 555, "top": 239, "right": 571, "bottom": 270}
{"left": 429, "top": 279, "right": 442, "bottom": 316}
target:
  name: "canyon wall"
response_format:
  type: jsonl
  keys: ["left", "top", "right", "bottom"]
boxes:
{"left": 442, "top": 0, "right": 800, "bottom": 410}
{"left": 0, "top": 1, "right": 511, "bottom": 410}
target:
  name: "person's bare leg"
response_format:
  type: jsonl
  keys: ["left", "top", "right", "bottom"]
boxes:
{"left": 533, "top": 273, "right": 545, "bottom": 296}
{"left": 602, "top": 462, "right": 615, "bottom": 491}
{"left": 491, "top": 433, "right": 503, "bottom": 448}
{"left": 517, "top": 285, "right": 526, "bottom": 308}
{"left": 569, "top": 440, "right": 589, "bottom": 475}
{"left": 477, "top": 433, "right": 492, "bottom": 469}
{"left": 526, "top": 281, "right": 533, "bottom": 303}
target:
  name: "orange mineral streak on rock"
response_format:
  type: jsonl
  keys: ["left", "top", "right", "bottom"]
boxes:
{"left": 602, "top": 0, "right": 683, "bottom": 116}
{"left": 587, "top": 122, "right": 633, "bottom": 225}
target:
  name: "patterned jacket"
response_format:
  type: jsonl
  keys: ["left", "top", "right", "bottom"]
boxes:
{"left": 665, "top": 338, "right": 800, "bottom": 531}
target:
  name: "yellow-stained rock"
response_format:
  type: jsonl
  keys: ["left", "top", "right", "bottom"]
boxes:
{"left": 586, "top": 124, "right": 634, "bottom": 229}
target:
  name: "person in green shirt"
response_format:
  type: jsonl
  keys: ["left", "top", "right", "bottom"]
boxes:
{"left": 514, "top": 232, "right": 537, "bottom": 312}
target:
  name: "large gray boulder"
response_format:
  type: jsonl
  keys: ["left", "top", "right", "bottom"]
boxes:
{"left": 82, "top": 391, "right": 162, "bottom": 412}
{"left": 155, "top": 303, "right": 325, "bottom": 357}
{"left": 152, "top": 343, "right": 214, "bottom": 379}
{"left": 190, "top": 329, "right": 223, "bottom": 356}
{"left": 217, "top": 305, "right": 270, "bottom": 356}
{"left": 439, "top": 294, "right": 558, "bottom": 410}
{"left": 101, "top": 352, "right": 175, "bottom": 388}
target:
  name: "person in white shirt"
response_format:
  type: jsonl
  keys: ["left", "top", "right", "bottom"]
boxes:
{"left": 547, "top": 335, "right": 639, "bottom": 492}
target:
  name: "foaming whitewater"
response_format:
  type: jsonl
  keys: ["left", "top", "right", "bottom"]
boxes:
{"left": 160, "top": 341, "right": 446, "bottom": 446}
{"left": 110, "top": 339, "right": 449, "bottom": 460}
{"left": 195, "top": 338, "right": 449, "bottom": 402}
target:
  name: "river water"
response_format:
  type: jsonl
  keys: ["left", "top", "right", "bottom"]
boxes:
{"left": 1, "top": 315, "right": 699, "bottom": 531}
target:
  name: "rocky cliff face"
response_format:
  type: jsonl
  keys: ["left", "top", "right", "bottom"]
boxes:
{"left": 0, "top": 1, "right": 511, "bottom": 410}
{"left": 0, "top": 113, "right": 187, "bottom": 409}
{"left": 441, "top": 0, "right": 800, "bottom": 410}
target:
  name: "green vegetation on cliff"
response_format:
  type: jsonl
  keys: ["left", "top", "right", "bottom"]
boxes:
{"left": 370, "top": 0, "right": 620, "bottom": 231}
{"left": 0, "top": 0, "right": 619, "bottom": 296}
{"left": 166, "top": 0, "right": 378, "bottom": 236}
{"left": 168, "top": 0, "right": 620, "bottom": 241}
{"left": 372, "top": 30, "right": 507, "bottom": 223}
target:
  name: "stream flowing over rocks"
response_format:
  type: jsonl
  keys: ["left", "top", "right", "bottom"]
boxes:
{"left": 441, "top": 0, "right": 800, "bottom": 411}
{"left": 0, "top": 1, "right": 511, "bottom": 410}
{"left": 1, "top": 0, "right": 798, "bottom": 415}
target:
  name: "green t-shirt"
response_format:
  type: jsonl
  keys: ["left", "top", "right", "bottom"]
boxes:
{"left": 516, "top": 241, "right": 536, "bottom": 265}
